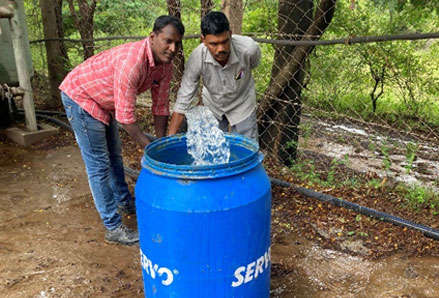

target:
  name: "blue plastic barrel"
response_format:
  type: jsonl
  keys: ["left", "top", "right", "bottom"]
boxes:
{"left": 135, "top": 133, "right": 271, "bottom": 297}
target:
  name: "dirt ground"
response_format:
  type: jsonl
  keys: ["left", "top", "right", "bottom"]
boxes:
{"left": 1, "top": 118, "right": 439, "bottom": 297}
{"left": 0, "top": 132, "right": 144, "bottom": 297}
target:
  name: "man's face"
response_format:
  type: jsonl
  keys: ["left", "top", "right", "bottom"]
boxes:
{"left": 201, "top": 31, "right": 231, "bottom": 66}
{"left": 150, "top": 24, "right": 183, "bottom": 65}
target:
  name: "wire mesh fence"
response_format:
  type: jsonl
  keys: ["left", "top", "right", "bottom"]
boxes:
{"left": 22, "top": 0, "right": 439, "bottom": 192}
{"left": 256, "top": 37, "right": 439, "bottom": 192}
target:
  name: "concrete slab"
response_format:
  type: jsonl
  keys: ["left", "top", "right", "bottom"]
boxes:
{"left": 4, "top": 122, "right": 58, "bottom": 146}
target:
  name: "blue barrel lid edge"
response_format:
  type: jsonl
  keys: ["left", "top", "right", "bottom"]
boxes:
{"left": 141, "top": 133, "right": 264, "bottom": 180}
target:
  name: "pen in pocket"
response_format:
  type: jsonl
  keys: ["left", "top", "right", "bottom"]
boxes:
{"left": 234, "top": 70, "right": 244, "bottom": 80}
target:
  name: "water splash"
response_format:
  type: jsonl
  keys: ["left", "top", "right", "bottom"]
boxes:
{"left": 185, "top": 106, "right": 230, "bottom": 165}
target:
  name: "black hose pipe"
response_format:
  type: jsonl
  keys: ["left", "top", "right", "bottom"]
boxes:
{"left": 17, "top": 111, "right": 73, "bottom": 131}
{"left": 33, "top": 113, "right": 73, "bottom": 131}
{"left": 270, "top": 177, "right": 439, "bottom": 240}
{"left": 18, "top": 108, "right": 66, "bottom": 116}
{"left": 35, "top": 111, "right": 439, "bottom": 240}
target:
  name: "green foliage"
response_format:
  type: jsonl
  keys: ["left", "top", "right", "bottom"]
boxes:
{"left": 95, "top": 0, "right": 162, "bottom": 35}
{"left": 304, "top": 0, "right": 439, "bottom": 131}
{"left": 289, "top": 159, "right": 320, "bottom": 186}
{"left": 404, "top": 141, "right": 419, "bottom": 174}
{"left": 367, "top": 178, "right": 382, "bottom": 189}
{"left": 253, "top": 43, "right": 274, "bottom": 96}
{"left": 24, "top": 1, "right": 439, "bottom": 212}
{"left": 380, "top": 139, "right": 391, "bottom": 174}
{"left": 398, "top": 184, "right": 439, "bottom": 213}
{"left": 242, "top": 1, "right": 277, "bottom": 98}
{"left": 342, "top": 177, "right": 360, "bottom": 188}
{"left": 299, "top": 122, "right": 313, "bottom": 146}
{"left": 326, "top": 157, "right": 346, "bottom": 186}
{"left": 367, "top": 137, "right": 376, "bottom": 152}
{"left": 61, "top": 0, "right": 166, "bottom": 37}
{"left": 289, "top": 156, "right": 350, "bottom": 188}
{"left": 242, "top": 1, "right": 277, "bottom": 34}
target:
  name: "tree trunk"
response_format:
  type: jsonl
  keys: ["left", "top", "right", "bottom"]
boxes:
{"left": 66, "top": 0, "right": 96, "bottom": 60}
{"left": 201, "top": 0, "right": 214, "bottom": 19}
{"left": 221, "top": 0, "right": 243, "bottom": 34}
{"left": 39, "top": 0, "right": 69, "bottom": 108}
{"left": 260, "top": 0, "right": 313, "bottom": 164}
{"left": 166, "top": 0, "right": 184, "bottom": 99}
{"left": 259, "top": 0, "right": 336, "bottom": 165}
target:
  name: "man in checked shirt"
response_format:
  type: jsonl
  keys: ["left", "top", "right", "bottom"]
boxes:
{"left": 59, "top": 16, "right": 184, "bottom": 246}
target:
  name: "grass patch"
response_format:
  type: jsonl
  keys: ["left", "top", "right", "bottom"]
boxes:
{"left": 396, "top": 184, "right": 439, "bottom": 215}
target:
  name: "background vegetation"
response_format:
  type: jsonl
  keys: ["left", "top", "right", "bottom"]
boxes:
{"left": 21, "top": 0, "right": 439, "bottom": 209}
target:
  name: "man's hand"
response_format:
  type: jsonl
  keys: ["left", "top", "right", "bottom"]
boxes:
{"left": 122, "top": 123, "right": 151, "bottom": 148}
{"left": 168, "top": 112, "right": 185, "bottom": 136}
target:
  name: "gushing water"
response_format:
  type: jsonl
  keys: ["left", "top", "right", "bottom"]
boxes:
{"left": 185, "top": 106, "right": 230, "bottom": 165}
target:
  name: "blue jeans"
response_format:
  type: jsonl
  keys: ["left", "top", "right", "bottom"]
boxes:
{"left": 61, "top": 92, "right": 132, "bottom": 230}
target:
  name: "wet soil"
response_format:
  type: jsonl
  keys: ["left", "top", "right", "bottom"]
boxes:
{"left": 298, "top": 115, "right": 439, "bottom": 190}
{"left": 1, "top": 117, "right": 439, "bottom": 297}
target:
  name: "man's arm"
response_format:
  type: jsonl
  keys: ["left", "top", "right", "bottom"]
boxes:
{"left": 168, "top": 112, "right": 185, "bottom": 135}
{"left": 154, "top": 115, "right": 168, "bottom": 138}
{"left": 168, "top": 46, "right": 203, "bottom": 136}
{"left": 122, "top": 123, "right": 151, "bottom": 148}
{"left": 246, "top": 38, "right": 261, "bottom": 70}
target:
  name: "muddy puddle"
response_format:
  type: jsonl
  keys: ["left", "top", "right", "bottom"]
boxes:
{"left": 271, "top": 232, "right": 439, "bottom": 297}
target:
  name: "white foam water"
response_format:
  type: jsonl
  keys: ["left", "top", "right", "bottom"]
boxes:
{"left": 185, "top": 106, "right": 230, "bottom": 166}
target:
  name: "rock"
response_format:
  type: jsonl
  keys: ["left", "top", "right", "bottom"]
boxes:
{"left": 339, "top": 239, "right": 371, "bottom": 256}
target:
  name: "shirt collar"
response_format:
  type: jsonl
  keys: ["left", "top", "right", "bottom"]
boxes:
{"left": 145, "top": 37, "right": 156, "bottom": 68}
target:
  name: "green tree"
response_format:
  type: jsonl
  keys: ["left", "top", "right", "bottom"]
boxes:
{"left": 94, "top": 0, "right": 159, "bottom": 35}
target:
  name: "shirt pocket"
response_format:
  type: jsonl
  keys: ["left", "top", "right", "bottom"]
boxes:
{"left": 227, "top": 68, "right": 247, "bottom": 95}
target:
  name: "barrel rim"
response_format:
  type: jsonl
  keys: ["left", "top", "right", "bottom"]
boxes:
{"left": 141, "top": 133, "right": 263, "bottom": 179}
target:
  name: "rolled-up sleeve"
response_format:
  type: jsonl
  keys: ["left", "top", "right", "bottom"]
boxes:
{"left": 173, "top": 48, "right": 202, "bottom": 114}
{"left": 151, "top": 64, "right": 172, "bottom": 116}
{"left": 247, "top": 40, "right": 261, "bottom": 70}
{"left": 113, "top": 55, "right": 139, "bottom": 124}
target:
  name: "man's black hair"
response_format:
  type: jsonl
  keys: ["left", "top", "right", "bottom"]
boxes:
{"left": 153, "top": 15, "right": 185, "bottom": 36}
{"left": 201, "top": 11, "right": 230, "bottom": 36}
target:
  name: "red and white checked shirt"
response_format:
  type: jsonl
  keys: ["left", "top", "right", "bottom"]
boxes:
{"left": 59, "top": 38, "right": 172, "bottom": 125}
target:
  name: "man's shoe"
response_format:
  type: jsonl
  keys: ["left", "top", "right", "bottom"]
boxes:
{"left": 105, "top": 224, "right": 139, "bottom": 246}
{"left": 117, "top": 199, "right": 136, "bottom": 216}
